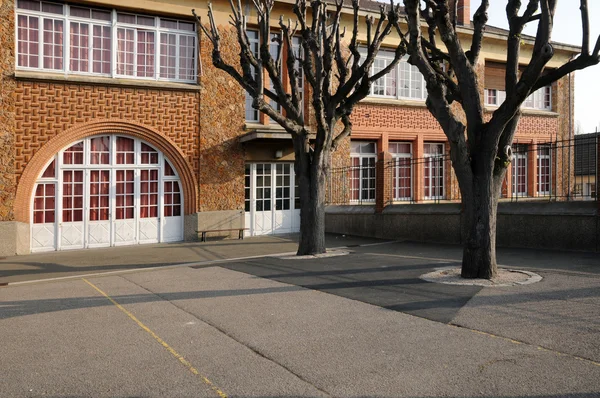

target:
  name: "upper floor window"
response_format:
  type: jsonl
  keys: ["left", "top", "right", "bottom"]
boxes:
{"left": 484, "top": 61, "right": 551, "bottom": 111}
{"left": 245, "top": 30, "right": 304, "bottom": 123}
{"left": 367, "top": 50, "right": 426, "bottom": 101}
{"left": 523, "top": 85, "right": 552, "bottom": 110}
{"left": 350, "top": 141, "right": 377, "bottom": 203}
{"left": 15, "top": 0, "right": 197, "bottom": 83}
{"left": 484, "top": 87, "right": 551, "bottom": 111}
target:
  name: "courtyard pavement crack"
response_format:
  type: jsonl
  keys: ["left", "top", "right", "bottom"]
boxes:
{"left": 119, "top": 273, "right": 334, "bottom": 398}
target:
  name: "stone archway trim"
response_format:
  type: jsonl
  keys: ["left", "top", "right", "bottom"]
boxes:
{"left": 14, "top": 119, "right": 198, "bottom": 223}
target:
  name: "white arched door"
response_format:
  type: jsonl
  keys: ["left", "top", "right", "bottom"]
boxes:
{"left": 31, "top": 135, "right": 183, "bottom": 252}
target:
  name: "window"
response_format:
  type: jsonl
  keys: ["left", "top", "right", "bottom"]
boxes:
{"left": 350, "top": 141, "right": 376, "bottom": 203}
{"left": 512, "top": 144, "right": 528, "bottom": 197}
{"left": 268, "top": 33, "right": 282, "bottom": 124}
{"left": 16, "top": 1, "right": 197, "bottom": 82}
{"left": 424, "top": 143, "right": 444, "bottom": 200}
{"left": 292, "top": 36, "right": 304, "bottom": 117}
{"left": 485, "top": 87, "right": 551, "bottom": 110}
{"left": 372, "top": 51, "right": 397, "bottom": 97}
{"left": 366, "top": 51, "right": 426, "bottom": 100}
{"left": 484, "top": 88, "right": 506, "bottom": 106}
{"left": 389, "top": 142, "right": 412, "bottom": 201}
{"left": 584, "top": 183, "right": 596, "bottom": 199}
{"left": 537, "top": 145, "right": 551, "bottom": 195}
{"left": 245, "top": 30, "right": 260, "bottom": 122}
{"left": 245, "top": 31, "right": 304, "bottom": 122}
{"left": 523, "top": 85, "right": 552, "bottom": 110}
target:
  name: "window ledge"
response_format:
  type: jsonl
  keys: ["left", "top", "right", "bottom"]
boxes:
{"left": 485, "top": 106, "right": 559, "bottom": 117}
{"left": 244, "top": 122, "right": 287, "bottom": 132}
{"left": 14, "top": 70, "right": 201, "bottom": 91}
{"left": 360, "top": 97, "right": 427, "bottom": 108}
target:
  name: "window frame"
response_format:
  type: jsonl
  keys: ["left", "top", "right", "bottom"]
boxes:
{"left": 389, "top": 142, "right": 412, "bottom": 202}
{"left": 350, "top": 141, "right": 377, "bottom": 204}
{"left": 484, "top": 86, "right": 551, "bottom": 111}
{"left": 366, "top": 52, "right": 427, "bottom": 101}
{"left": 511, "top": 144, "right": 528, "bottom": 197}
{"left": 537, "top": 144, "right": 552, "bottom": 195}
{"left": 244, "top": 29, "right": 306, "bottom": 123}
{"left": 15, "top": 1, "right": 197, "bottom": 83}
{"left": 423, "top": 143, "right": 445, "bottom": 200}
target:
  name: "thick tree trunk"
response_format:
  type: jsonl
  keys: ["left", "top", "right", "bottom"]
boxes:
{"left": 460, "top": 155, "right": 499, "bottom": 279}
{"left": 295, "top": 141, "right": 328, "bottom": 256}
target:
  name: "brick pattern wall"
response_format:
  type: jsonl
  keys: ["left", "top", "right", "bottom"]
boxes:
{"left": 352, "top": 103, "right": 442, "bottom": 131}
{"left": 14, "top": 82, "right": 200, "bottom": 187}
{"left": 0, "top": 0, "right": 16, "bottom": 221}
{"left": 513, "top": 114, "right": 560, "bottom": 137}
{"left": 198, "top": 26, "right": 247, "bottom": 212}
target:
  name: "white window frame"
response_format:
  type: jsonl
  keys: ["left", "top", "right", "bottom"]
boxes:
{"left": 389, "top": 142, "right": 412, "bottom": 201}
{"left": 350, "top": 141, "right": 377, "bottom": 204}
{"left": 512, "top": 144, "right": 528, "bottom": 197}
{"left": 484, "top": 88, "right": 506, "bottom": 107}
{"left": 31, "top": 135, "right": 183, "bottom": 252}
{"left": 15, "top": 1, "right": 197, "bottom": 83}
{"left": 245, "top": 30, "right": 260, "bottom": 122}
{"left": 485, "top": 86, "right": 551, "bottom": 111}
{"left": 366, "top": 51, "right": 427, "bottom": 101}
{"left": 423, "top": 143, "right": 445, "bottom": 200}
{"left": 537, "top": 144, "right": 552, "bottom": 195}
{"left": 523, "top": 85, "right": 552, "bottom": 111}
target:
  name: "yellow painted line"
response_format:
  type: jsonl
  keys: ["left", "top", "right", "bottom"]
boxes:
{"left": 82, "top": 278, "right": 228, "bottom": 398}
{"left": 448, "top": 324, "right": 600, "bottom": 367}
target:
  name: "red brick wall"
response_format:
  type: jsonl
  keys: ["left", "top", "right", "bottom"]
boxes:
{"left": 0, "top": 0, "right": 16, "bottom": 221}
{"left": 352, "top": 103, "right": 442, "bottom": 132}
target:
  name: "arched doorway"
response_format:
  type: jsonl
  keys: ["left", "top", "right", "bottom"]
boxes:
{"left": 31, "top": 134, "right": 183, "bottom": 252}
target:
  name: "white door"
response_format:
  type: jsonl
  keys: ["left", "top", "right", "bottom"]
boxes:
{"left": 138, "top": 169, "right": 160, "bottom": 244}
{"left": 87, "top": 169, "right": 111, "bottom": 248}
{"left": 162, "top": 179, "right": 183, "bottom": 242}
{"left": 273, "top": 163, "right": 294, "bottom": 234}
{"left": 113, "top": 169, "right": 137, "bottom": 246}
{"left": 31, "top": 182, "right": 57, "bottom": 252}
{"left": 59, "top": 170, "right": 85, "bottom": 250}
{"left": 31, "top": 135, "right": 184, "bottom": 252}
{"left": 245, "top": 162, "right": 300, "bottom": 236}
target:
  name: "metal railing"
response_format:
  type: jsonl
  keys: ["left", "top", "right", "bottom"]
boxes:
{"left": 325, "top": 136, "right": 598, "bottom": 206}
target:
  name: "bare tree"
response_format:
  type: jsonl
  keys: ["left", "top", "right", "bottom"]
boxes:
{"left": 195, "top": 0, "right": 405, "bottom": 255}
{"left": 402, "top": 0, "right": 600, "bottom": 278}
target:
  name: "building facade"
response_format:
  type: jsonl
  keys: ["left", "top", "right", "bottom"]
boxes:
{"left": 0, "top": 0, "right": 579, "bottom": 255}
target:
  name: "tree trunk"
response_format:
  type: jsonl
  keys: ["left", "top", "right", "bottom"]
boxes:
{"left": 295, "top": 141, "right": 328, "bottom": 256}
{"left": 460, "top": 155, "right": 499, "bottom": 279}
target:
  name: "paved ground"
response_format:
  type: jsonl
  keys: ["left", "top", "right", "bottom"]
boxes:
{"left": 1, "top": 234, "right": 599, "bottom": 397}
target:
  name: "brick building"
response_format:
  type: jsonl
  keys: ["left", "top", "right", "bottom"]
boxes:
{"left": 0, "top": 0, "right": 579, "bottom": 255}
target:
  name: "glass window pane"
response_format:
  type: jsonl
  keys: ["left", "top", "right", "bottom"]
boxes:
{"left": 117, "top": 13, "right": 135, "bottom": 24}
{"left": 160, "top": 19, "right": 178, "bottom": 29}
{"left": 92, "top": 10, "right": 111, "bottom": 21}
{"left": 18, "top": 0, "right": 41, "bottom": 11}
{"left": 70, "top": 6, "right": 90, "bottom": 18}
{"left": 41, "top": 2, "right": 63, "bottom": 14}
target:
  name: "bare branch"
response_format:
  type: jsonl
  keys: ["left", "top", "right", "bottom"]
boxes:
{"left": 467, "top": 1, "right": 489, "bottom": 65}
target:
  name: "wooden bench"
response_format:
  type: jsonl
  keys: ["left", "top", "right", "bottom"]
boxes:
{"left": 196, "top": 228, "right": 248, "bottom": 242}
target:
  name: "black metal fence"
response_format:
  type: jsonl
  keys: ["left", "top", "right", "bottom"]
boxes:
{"left": 325, "top": 136, "right": 598, "bottom": 205}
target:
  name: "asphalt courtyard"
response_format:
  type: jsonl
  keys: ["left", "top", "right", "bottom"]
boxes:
{"left": 1, "top": 234, "right": 599, "bottom": 397}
